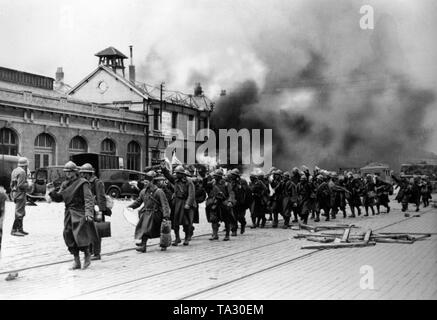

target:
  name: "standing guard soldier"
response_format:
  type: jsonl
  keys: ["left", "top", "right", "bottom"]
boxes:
{"left": 281, "top": 171, "right": 294, "bottom": 228}
{"left": 162, "top": 165, "right": 195, "bottom": 246}
{"left": 47, "top": 161, "right": 98, "bottom": 270}
{"left": 126, "top": 171, "right": 171, "bottom": 253}
{"left": 10, "top": 157, "right": 30, "bottom": 236}
{"left": 205, "top": 169, "right": 236, "bottom": 241}
{"left": 410, "top": 176, "right": 421, "bottom": 212}
{"left": 229, "top": 168, "right": 250, "bottom": 236}
{"left": 79, "top": 163, "right": 110, "bottom": 260}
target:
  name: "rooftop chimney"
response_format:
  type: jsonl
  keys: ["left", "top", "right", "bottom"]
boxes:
{"left": 129, "top": 45, "right": 136, "bottom": 83}
{"left": 194, "top": 83, "right": 203, "bottom": 96}
{"left": 55, "top": 67, "right": 64, "bottom": 82}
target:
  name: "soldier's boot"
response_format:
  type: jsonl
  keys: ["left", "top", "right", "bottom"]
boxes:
{"left": 223, "top": 225, "right": 230, "bottom": 241}
{"left": 387, "top": 206, "right": 390, "bottom": 213}
{"left": 10, "top": 218, "right": 21, "bottom": 236}
{"left": 209, "top": 224, "right": 219, "bottom": 240}
{"left": 342, "top": 208, "right": 347, "bottom": 218}
{"left": 272, "top": 213, "right": 278, "bottom": 228}
{"left": 282, "top": 216, "right": 290, "bottom": 229}
{"left": 376, "top": 205, "right": 380, "bottom": 215}
{"left": 250, "top": 217, "right": 257, "bottom": 229}
{"left": 71, "top": 254, "right": 81, "bottom": 270}
{"left": 371, "top": 207, "right": 375, "bottom": 216}
{"left": 350, "top": 207, "right": 356, "bottom": 218}
{"left": 82, "top": 248, "right": 91, "bottom": 269}
{"left": 364, "top": 207, "right": 369, "bottom": 216}
{"left": 357, "top": 207, "right": 362, "bottom": 216}
{"left": 240, "top": 223, "right": 246, "bottom": 234}
{"left": 18, "top": 219, "right": 28, "bottom": 235}
{"left": 260, "top": 217, "right": 266, "bottom": 228}
{"left": 268, "top": 213, "right": 273, "bottom": 221}
{"left": 136, "top": 238, "right": 148, "bottom": 252}
{"left": 172, "top": 230, "right": 182, "bottom": 246}
{"left": 292, "top": 212, "right": 298, "bottom": 223}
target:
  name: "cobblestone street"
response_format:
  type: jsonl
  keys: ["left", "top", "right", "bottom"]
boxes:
{"left": 1, "top": 197, "right": 436, "bottom": 299}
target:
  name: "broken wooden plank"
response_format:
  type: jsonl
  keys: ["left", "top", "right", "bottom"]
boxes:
{"left": 306, "top": 237, "right": 335, "bottom": 243}
{"left": 374, "top": 238, "right": 414, "bottom": 244}
{"left": 341, "top": 227, "right": 351, "bottom": 243}
{"left": 363, "top": 230, "right": 372, "bottom": 243}
{"left": 301, "top": 241, "right": 376, "bottom": 250}
{"left": 299, "top": 223, "right": 317, "bottom": 232}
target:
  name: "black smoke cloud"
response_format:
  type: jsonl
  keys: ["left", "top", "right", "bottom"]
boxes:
{"left": 210, "top": 1, "right": 436, "bottom": 172}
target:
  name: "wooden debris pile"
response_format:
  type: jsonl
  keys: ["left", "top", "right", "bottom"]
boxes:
{"left": 294, "top": 224, "right": 431, "bottom": 250}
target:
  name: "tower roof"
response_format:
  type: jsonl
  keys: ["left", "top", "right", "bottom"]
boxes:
{"left": 95, "top": 47, "right": 128, "bottom": 58}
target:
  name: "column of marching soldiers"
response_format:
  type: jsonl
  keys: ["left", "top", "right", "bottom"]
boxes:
{"left": 8, "top": 157, "right": 433, "bottom": 270}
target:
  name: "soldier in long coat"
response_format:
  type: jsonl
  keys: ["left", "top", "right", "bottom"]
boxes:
{"left": 205, "top": 169, "right": 236, "bottom": 241}
{"left": 248, "top": 173, "right": 267, "bottom": 228}
{"left": 269, "top": 170, "right": 284, "bottom": 228}
{"left": 127, "top": 171, "right": 171, "bottom": 253}
{"left": 10, "top": 157, "right": 30, "bottom": 236}
{"left": 162, "top": 165, "right": 195, "bottom": 246}
{"left": 296, "top": 175, "right": 312, "bottom": 224}
{"left": 280, "top": 172, "right": 294, "bottom": 228}
{"left": 48, "top": 161, "right": 98, "bottom": 270}
{"left": 315, "top": 175, "right": 331, "bottom": 222}
{"left": 375, "top": 176, "right": 392, "bottom": 214}
{"left": 346, "top": 174, "right": 363, "bottom": 217}
{"left": 420, "top": 176, "right": 432, "bottom": 207}
{"left": 362, "top": 175, "right": 376, "bottom": 216}
{"left": 79, "top": 163, "right": 110, "bottom": 260}
{"left": 392, "top": 173, "right": 411, "bottom": 212}
{"left": 229, "top": 169, "right": 250, "bottom": 235}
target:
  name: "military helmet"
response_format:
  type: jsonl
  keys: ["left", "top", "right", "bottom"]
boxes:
{"left": 230, "top": 168, "right": 241, "bottom": 176}
{"left": 283, "top": 171, "right": 291, "bottom": 178}
{"left": 174, "top": 165, "right": 186, "bottom": 174}
{"left": 300, "top": 175, "right": 307, "bottom": 181}
{"left": 292, "top": 167, "right": 299, "bottom": 174}
{"left": 79, "top": 163, "right": 94, "bottom": 173}
{"left": 301, "top": 165, "right": 309, "bottom": 172}
{"left": 274, "top": 169, "right": 283, "bottom": 175}
{"left": 63, "top": 161, "right": 78, "bottom": 172}
{"left": 18, "top": 157, "right": 29, "bottom": 167}
{"left": 145, "top": 170, "right": 157, "bottom": 181}
{"left": 316, "top": 174, "right": 324, "bottom": 180}
{"left": 213, "top": 169, "right": 225, "bottom": 177}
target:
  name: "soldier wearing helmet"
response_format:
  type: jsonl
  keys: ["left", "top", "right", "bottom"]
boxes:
{"left": 228, "top": 168, "right": 250, "bottom": 236}
{"left": 420, "top": 175, "right": 432, "bottom": 208}
{"left": 162, "top": 164, "right": 195, "bottom": 246}
{"left": 47, "top": 161, "right": 98, "bottom": 270}
{"left": 204, "top": 168, "right": 236, "bottom": 241}
{"left": 10, "top": 157, "right": 30, "bottom": 236}
{"left": 296, "top": 173, "right": 312, "bottom": 224}
{"left": 79, "top": 163, "right": 110, "bottom": 260}
{"left": 269, "top": 169, "right": 285, "bottom": 228}
{"left": 127, "top": 170, "right": 171, "bottom": 253}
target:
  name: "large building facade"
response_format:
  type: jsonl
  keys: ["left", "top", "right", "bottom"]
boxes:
{"left": 0, "top": 47, "right": 212, "bottom": 172}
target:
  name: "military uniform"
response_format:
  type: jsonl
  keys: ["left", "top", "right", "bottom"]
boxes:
{"left": 229, "top": 169, "right": 250, "bottom": 235}
{"left": 10, "top": 158, "right": 29, "bottom": 236}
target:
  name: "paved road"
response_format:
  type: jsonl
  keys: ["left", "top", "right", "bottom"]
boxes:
{"left": 0, "top": 197, "right": 436, "bottom": 299}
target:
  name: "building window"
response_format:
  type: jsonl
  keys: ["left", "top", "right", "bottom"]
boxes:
{"left": 171, "top": 112, "right": 178, "bottom": 129}
{"left": 151, "top": 149, "right": 161, "bottom": 165}
{"left": 101, "top": 138, "right": 116, "bottom": 156}
{"left": 0, "top": 128, "right": 18, "bottom": 155}
{"left": 34, "top": 133, "right": 55, "bottom": 169}
{"left": 69, "top": 136, "right": 87, "bottom": 154}
{"left": 126, "top": 141, "right": 141, "bottom": 171}
{"left": 153, "top": 108, "right": 160, "bottom": 131}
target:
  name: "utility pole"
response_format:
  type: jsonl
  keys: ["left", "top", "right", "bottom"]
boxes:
{"left": 160, "top": 82, "right": 165, "bottom": 124}
{"left": 143, "top": 98, "right": 149, "bottom": 168}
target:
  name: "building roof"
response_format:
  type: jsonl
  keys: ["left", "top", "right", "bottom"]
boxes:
{"left": 95, "top": 47, "right": 128, "bottom": 58}
{"left": 360, "top": 162, "right": 390, "bottom": 170}
{"left": 68, "top": 64, "right": 213, "bottom": 112}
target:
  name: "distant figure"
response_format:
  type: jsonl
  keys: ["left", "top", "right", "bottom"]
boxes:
{"left": 10, "top": 157, "right": 30, "bottom": 236}
{"left": 47, "top": 161, "right": 98, "bottom": 270}
{"left": 0, "top": 187, "right": 7, "bottom": 250}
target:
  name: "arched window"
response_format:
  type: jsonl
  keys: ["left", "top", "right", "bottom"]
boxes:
{"left": 126, "top": 141, "right": 141, "bottom": 171}
{"left": 69, "top": 136, "right": 87, "bottom": 154}
{"left": 0, "top": 128, "right": 18, "bottom": 155}
{"left": 101, "top": 138, "right": 116, "bottom": 156}
{"left": 34, "top": 133, "right": 55, "bottom": 169}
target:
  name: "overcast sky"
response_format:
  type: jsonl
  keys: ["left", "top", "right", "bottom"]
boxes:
{"left": 1, "top": 0, "right": 436, "bottom": 149}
